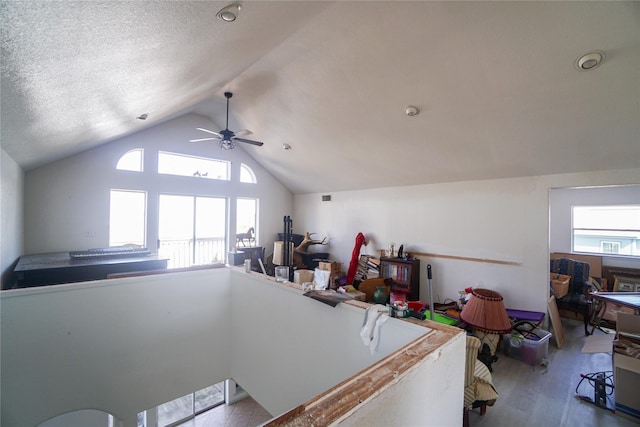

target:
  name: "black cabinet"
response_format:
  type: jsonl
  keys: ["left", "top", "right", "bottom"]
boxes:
{"left": 13, "top": 252, "right": 168, "bottom": 288}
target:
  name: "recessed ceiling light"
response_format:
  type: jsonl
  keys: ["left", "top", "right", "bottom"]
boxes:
{"left": 405, "top": 106, "right": 419, "bottom": 116}
{"left": 137, "top": 113, "right": 148, "bottom": 120}
{"left": 282, "top": 143, "right": 292, "bottom": 150}
{"left": 217, "top": 3, "right": 242, "bottom": 22}
{"left": 576, "top": 51, "right": 604, "bottom": 71}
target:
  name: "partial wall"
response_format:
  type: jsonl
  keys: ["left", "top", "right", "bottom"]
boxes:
{"left": 228, "top": 270, "right": 431, "bottom": 417}
{"left": 1, "top": 268, "right": 233, "bottom": 427}
{"left": 2, "top": 267, "right": 464, "bottom": 427}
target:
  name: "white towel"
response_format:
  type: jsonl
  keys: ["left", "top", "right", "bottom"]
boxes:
{"left": 360, "top": 304, "right": 389, "bottom": 354}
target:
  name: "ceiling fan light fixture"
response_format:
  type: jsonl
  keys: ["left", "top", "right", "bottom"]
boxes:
{"left": 217, "top": 3, "right": 241, "bottom": 22}
{"left": 576, "top": 51, "right": 604, "bottom": 71}
{"left": 220, "top": 139, "right": 235, "bottom": 150}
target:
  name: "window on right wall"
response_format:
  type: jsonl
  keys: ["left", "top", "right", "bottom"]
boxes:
{"left": 572, "top": 205, "right": 640, "bottom": 258}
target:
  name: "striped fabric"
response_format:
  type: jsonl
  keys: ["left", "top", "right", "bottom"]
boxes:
{"left": 550, "top": 257, "right": 590, "bottom": 294}
{"left": 464, "top": 336, "right": 499, "bottom": 410}
{"left": 550, "top": 257, "right": 593, "bottom": 335}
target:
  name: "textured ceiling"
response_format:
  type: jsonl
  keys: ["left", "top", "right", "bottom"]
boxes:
{"left": 1, "top": 1, "right": 639, "bottom": 194}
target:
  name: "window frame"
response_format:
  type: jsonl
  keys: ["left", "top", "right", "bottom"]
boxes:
{"left": 571, "top": 204, "right": 640, "bottom": 258}
{"left": 112, "top": 148, "right": 261, "bottom": 265}
{"left": 158, "top": 151, "right": 230, "bottom": 181}
{"left": 116, "top": 148, "right": 144, "bottom": 172}
{"left": 240, "top": 163, "right": 257, "bottom": 184}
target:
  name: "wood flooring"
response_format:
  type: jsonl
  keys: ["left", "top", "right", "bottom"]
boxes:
{"left": 181, "top": 317, "right": 637, "bottom": 427}
{"left": 469, "top": 318, "right": 638, "bottom": 427}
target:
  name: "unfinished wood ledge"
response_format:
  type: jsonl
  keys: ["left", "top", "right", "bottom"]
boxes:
{"left": 266, "top": 302, "right": 464, "bottom": 426}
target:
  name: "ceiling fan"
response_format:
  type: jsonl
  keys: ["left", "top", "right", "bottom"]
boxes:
{"left": 190, "top": 92, "right": 264, "bottom": 150}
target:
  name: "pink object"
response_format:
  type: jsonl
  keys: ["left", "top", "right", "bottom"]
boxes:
{"left": 346, "top": 232, "right": 367, "bottom": 285}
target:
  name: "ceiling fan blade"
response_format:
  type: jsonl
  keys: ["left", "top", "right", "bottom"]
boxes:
{"left": 196, "top": 128, "right": 222, "bottom": 137}
{"left": 234, "top": 137, "right": 264, "bottom": 147}
{"left": 235, "top": 129, "right": 253, "bottom": 137}
{"left": 189, "top": 137, "right": 219, "bottom": 143}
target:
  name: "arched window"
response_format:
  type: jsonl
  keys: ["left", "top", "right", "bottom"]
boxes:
{"left": 116, "top": 148, "right": 143, "bottom": 172}
{"left": 240, "top": 163, "right": 257, "bottom": 184}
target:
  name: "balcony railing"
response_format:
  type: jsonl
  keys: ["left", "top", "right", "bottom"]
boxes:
{"left": 159, "top": 237, "right": 226, "bottom": 269}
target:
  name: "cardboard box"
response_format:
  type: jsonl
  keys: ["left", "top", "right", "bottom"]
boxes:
{"left": 318, "top": 261, "right": 341, "bottom": 276}
{"left": 614, "top": 313, "right": 640, "bottom": 423}
{"left": 294, "top": 269, "right": 314, "bottom": 284}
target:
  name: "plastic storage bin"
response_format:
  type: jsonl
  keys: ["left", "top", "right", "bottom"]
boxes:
{"left": 502, "top": 327, "right": 552, "bottom": 365}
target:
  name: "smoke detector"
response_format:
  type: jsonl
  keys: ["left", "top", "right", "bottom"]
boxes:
{"left": 576, "top": 51, "right": 604, "bottom": 71}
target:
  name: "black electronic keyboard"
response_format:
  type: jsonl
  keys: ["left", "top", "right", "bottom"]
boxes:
{"left": 69, "top": 246, "right": 151, "bottom": 260}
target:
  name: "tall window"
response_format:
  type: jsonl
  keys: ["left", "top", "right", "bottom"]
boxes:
{"left": 236, "top": 198, "right": 258, "bottom": 248}
{"left": 158, "top": 194, "right": 226, "bottom": 268}
{"left": 109, "top": 190, "right": 146, "bottom": 246}
{"left": 158, "top": 151, "right": 229, "bottom": 180}
{"left": 572, "top": 205, "right": 640, "bottom": 257}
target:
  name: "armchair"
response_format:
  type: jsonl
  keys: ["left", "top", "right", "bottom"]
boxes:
{"left": 464, "top": 336, "right": 498, "bottom": 427}
{"left": 550, "top": 257, "right": 595, "bottom": 335}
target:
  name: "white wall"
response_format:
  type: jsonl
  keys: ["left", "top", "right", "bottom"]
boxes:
{"left": 294, "top": 168, "right": 640, "bottom": 314}
{"left": 550, "top": 184, "right": 640, "bottom": 269}
{"left": 228, "top": 270, "right": 428, "bottom": 416}
{"left": 1, "top": 268, "right": 463, "bottom": 427}
{"left": 337, "top": 334, "right": 465, "bottom": 426}
{"left": 1, "top": 149, "right": 24, "bottom": 289}
{"left": 0, "top": 268, "right": 233, "bottom": 427}
{"left": 23, "top": 113, "right": 292, "bottom": 256}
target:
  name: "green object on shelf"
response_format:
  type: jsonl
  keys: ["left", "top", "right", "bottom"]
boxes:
{"left": 373, "top": 286, "right": 388, "bottom": 304}
{"left": 423, "top": 311, "right": 459, "bottom": 326}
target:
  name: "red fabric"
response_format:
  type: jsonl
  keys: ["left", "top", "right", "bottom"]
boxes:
{"left": 346, "top": 232, "right": 366, "bottom": 285}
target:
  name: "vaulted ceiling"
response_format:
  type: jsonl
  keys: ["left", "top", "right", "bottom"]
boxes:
{"left": 1, "top": 1, "right": 639, "bottom": 194}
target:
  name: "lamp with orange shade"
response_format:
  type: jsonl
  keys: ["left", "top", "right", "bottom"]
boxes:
{"left": 460, "top": 288, "right": 512, "bottom": 355}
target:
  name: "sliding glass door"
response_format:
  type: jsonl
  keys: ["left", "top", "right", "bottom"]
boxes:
{"left": 138, "top": 382, "right": 225, "bottom": 427}
{"left": 158, "top": 194, "right": 226, "bottom": 268}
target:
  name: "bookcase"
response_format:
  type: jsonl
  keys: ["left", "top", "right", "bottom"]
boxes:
{"left": 380, "top": 257, "right": 420, "bottom": 301}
